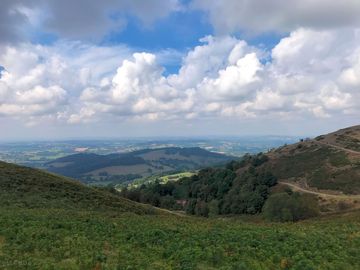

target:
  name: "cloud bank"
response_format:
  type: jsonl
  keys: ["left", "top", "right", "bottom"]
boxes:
{"left": 2, "top": 29, "right": 355, "bottom": 125}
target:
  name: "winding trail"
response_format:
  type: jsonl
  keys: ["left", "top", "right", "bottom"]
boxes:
{"left": 314, "top": 140, "right": 360, "bottom": 155}
{"left": 279, "top": 181, "right": 360, "bottom": 200}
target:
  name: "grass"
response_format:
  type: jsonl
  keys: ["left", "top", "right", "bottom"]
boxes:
{"left": 0, "top": 207, "right": 359, "bottom": 269}
{"left": 335, "top": 135, "right": 360, "bottom": 151}
{"left": 119, "top": 171, "right": 196, "bottom": 190}
{"left": 0, "top": 161, "right": 157, "bottom": 214}
{"left": 158, "top": 172, "right": 196, "bottom": 183}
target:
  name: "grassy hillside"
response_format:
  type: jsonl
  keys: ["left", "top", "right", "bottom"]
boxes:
{"left": 266, "top": 126, "right": 360, "bottom": 194}
{"left": 1, "top": 203, "right": 360, "bottom": 269}
{"left": 46, "top": 147, "right": 234, "bottom": 185}
{"left": 0, "top": 161, "right": 157, "bottom": 214}
{"left": 315, "top": 125, "right": 360, "bottom": 152}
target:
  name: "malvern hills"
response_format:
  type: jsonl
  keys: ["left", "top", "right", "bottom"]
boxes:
{"left": 0, "top": 126, "right": 360, "bottom": 269}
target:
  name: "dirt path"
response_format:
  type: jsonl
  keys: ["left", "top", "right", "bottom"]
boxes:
{"left": 279, "top": 181, "right": 360, "bottom": 200}
{"left": 155, "top": 207, "right": 187, "bottom": 217}
{"left": 314, "top": 140, "right": 360, "bottom": 155}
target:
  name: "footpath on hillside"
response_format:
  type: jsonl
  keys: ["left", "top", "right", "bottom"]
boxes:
{"left": 279, "top": 181, "right": 360, "bottom": 200}
{"left": 314, "top": 140, "right": 360, "bottom": 155}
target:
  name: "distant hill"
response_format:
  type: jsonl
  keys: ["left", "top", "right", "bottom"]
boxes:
{"left": 0, "top": 161, "right": 157, "bottom": 214}
{"left": 45, "top": 147, "right": 234, "bottom": 184}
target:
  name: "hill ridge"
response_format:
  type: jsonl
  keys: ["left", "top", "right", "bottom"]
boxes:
{"left": 45, "top": 146, "right": 234, "bottom": 183}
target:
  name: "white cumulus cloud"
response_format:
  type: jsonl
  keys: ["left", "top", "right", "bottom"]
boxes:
{"left": 69, "top": 30, "right": 360, "bottom": 123}
{"left": 2, "top": 29, "right": 360, "bottom": 127}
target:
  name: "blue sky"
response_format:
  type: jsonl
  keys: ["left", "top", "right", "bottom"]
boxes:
{"left": 30, "top": 4, "right": 283, "bottom": 73}
{"left": 0, "top": 0, "right": 360, "bottom": 139}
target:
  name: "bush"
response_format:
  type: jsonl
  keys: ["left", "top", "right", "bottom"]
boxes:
{"left": 263, "top": 192, "right": 319, "bottom": 222}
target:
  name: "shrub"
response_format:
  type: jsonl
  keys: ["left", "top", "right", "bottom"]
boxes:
{"left": 263, "top": 192, "right": 319, "bottom": 222}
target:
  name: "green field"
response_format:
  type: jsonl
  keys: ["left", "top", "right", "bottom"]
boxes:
{"left": 159, "top": 172, "right": 196, "bottom": 183}
{"left": 118, "top": 171, "right": 196, "bottom": 190}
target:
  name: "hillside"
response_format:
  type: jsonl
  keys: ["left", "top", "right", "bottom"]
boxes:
{"left": 266, "top": 125, "right": 360, "bottom": 194}
{"left": 45, "top": 147, "right": 234, "bottom": 184}
{"left": 121, "top": 125, "right": 360, "bottom": 218}
{"left": 0, "top": 156, "right": 360, "bottom": 269}
{"left": 0, "top": 161, "right": 157, "bottom": 214}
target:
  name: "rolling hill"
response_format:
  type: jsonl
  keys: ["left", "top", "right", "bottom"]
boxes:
{"left": 0, "top": 161, "right": 157, "bottom": 214}
{"left": 45, "top": 147, "right": 234, "bottom": 184}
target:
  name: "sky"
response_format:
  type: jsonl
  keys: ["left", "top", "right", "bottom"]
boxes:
{"left": 1, "top": 0, "right": 360, "bottom": 140}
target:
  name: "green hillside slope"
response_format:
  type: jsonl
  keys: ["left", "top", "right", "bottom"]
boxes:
{"left": 0, "top": 200, "right": 359, "bottom": 269}
{"left": 0, "top": 161, "right": 157, "bottom": 214}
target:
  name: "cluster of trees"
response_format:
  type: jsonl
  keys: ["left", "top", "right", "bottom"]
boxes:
{"left": 121, "top": 153, "right": 279, "bottom": 217}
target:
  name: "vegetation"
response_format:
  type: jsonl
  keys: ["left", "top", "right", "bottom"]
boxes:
{"left": 115, "top": 171, "right": 196, "bottom": 192}
{"left": 0, "top": 207, "right": 360, "bottom": 269}
{"left": 0, "top": 156, "right": 360, "bottom": 269}
{"left": 86, "top": 173, "right": 142, "bottom": 186}
{"left": 46, "top": 147, "right": 233, "bottom": 184}
{"left": 268, "top": 142, "right": 360, "bottom": 194}
{"left": 0, "top": 161, "right": 156, "bottom": 214}
{"left": 121, "top": 154, "right": 279, "bottom": 217}
{"left": 263, "top": 191, "right": 320, "bottom": 222}
{"left": 158, "top": 171, "right": 196, "bottom": 183}
{"left": 46, "top": 152, "right": 147, "bottom": 177}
